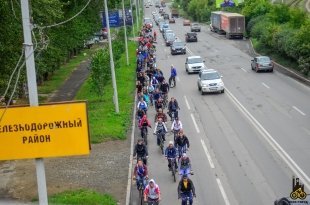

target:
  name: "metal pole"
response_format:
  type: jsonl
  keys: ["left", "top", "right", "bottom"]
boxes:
{"left": 135, "top": 0, "right": 139, "bottom": 30}
{"left": 104, "top": 0, "right": 119, "bottom": 113}
{"left": 122, "top": 0, "right": 129, "bottom": 65}
{"left": 130, "top": 0, "right": 136, "bottom": 38}
{"left": 20, "top": 1, "right": 48, "bottom": 205}
{"left": 137, "top": 0, "right": 140, "bottom": 19}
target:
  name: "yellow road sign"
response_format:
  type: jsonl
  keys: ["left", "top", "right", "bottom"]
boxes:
{"left": 0, "top": 101, "right": 90, "bottom": 160}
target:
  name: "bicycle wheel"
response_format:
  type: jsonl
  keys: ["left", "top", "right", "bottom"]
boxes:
{"left": 172, "top": 162, "right": 176, "bottom": 182}
{"left": 139, "top": 188, "right": 144, "bottom": 205}
{"left": 144, "top": 132, "right": 148, "bottom": 146}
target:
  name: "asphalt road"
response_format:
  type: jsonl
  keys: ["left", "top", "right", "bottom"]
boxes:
{"left": 130, "top": 5, "right": 310, "bottom": 205}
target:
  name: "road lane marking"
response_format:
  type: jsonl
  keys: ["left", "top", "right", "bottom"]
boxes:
{"left": 225, "top": 88, "right": 310, "bottom": 190}
{"left": 262, "top": 82, "right": 270, "bottom": 89}
{"left": 176, "top": 76, "right": 180, "bottom": 82}
{"left": 186, "top": 47, "right": 194, "bottom": 55}
{"left": 190, "top": 113, "right": 200, "bottom": 133}
{"left": 184, "top": 95, "right": 191, "bottom": 110}
{"left": 201, "top": 139, "right": 215, "bottom": 168}
{"left": 240, "top": 67, "right": 247, "bottom": 72}
{"left": 292, "top": 106, "right": 306, "bottom": 116}
{"left": 216, "top": 178, "right": 231, "bottom": 205}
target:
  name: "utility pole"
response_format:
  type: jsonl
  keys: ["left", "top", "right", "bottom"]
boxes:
{"left": 122, "top": 0, "right": 129, "bottom": 65}
{"left": 129, "top": 0, "right": 136, "bottom": 38}
{"left": 104, "top": 0, "right": 119, "bottom": 113}
{"left": 135, "top": 0, "right": 139, "bottom": 30}
{"left": 20, "top": 0, "right": 48, "bottom": 205}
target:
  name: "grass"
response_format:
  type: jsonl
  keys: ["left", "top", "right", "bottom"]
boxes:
{"left": 37, "top": 48, "right": 97, "bottom": 101}
{"left": 48, "top": 189, "right": 117, "bottom": 205}
{"left": 75, "top": 41, "right": 137, "bottom": 143}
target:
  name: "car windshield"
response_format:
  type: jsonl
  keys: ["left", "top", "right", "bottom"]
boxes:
{"left": 166, "top": 34, "right": 175, "bottom": 40}
{"left": 173, "top": 42, "right": 185, "bottom": 47}
{"left": 258, "top": 57, "right": 271, "bottom": 63}
{"left": 187, "top": 33, "right": 196, "bottom": 36}
{"left": 193, "top": 23, "right": 199, "bottom": 26}
{"left": 163, "top": 24, "right": 169, "bottom": 28}
{"left": 201, "top": 72, "right": 220, "bottom": 80}
{"left": 144, "top": 18, "right": 152, "bottom": 23}
{"left": 188, "top": 57, "right": 203, "bottom": 64}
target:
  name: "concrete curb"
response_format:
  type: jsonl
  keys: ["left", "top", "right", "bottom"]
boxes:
{"left": 249, "top": 39, "right": 310, "bottom": 86}
{"left": 125, "top": 93, "right": 137, "bottom": 205}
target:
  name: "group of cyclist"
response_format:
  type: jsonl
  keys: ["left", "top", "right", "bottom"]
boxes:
{"left": 133, "top": 25, "right": 196, "bottom": 205}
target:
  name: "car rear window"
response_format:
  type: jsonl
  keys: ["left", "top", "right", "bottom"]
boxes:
{"left": 258, "top": 57, "right": 271, "bottom": 62}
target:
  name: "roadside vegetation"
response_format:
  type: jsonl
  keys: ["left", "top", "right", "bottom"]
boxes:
{"left": 48, "top": 189, "right": 117, "bottom": 205}
{"left": 76, "top": 30, "right": 136, "bottom": 143}
{"left": 172, "top": 0, "right": 310, "bottom": 77}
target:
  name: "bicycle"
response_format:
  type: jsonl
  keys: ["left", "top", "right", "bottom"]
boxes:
{"left": 168, "top": 157, "right": 177, "bottom": 182}
{"left": 146, "top": 198, "right": 159, "bottom": 205}
{"left": 162, "top": 93, "right": 168, "bottom": 109}
{"left": 172, "top": 130, "right": 179, "bottom": 145}
{"left": 180, "top": 193, "right": 193, "bottom": 205}
{"left": 141, "top": 126, "right": 148, "bottom": 145}
{"left": 137, "top": 178, "right": 145, "bottom": 205}
{"left": 155, "top": 130, "right": 165, "bottom": 155}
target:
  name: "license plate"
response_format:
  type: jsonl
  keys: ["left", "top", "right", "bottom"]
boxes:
{"left": 210, "top": 87, "right": 218, "bottom": 90}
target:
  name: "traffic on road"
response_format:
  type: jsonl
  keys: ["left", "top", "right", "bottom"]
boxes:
{"left": 130, "top": 2, "right": 310, "bottom": 205}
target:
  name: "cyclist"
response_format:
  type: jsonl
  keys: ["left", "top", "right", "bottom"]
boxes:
{"left": 144, "top": 179, "right": 161, "bottom": 204}
{"left": 139, "top": 113, "right": 152, "bottom": 139}
{"left": 137, "top": 97, "right": 148, "bottom": 114}
{"left": 169, "top": 64, "right": 177, "bottom": 87}
{"left": 133, "top": 139, "right": 148, "bottom": 165}
{"left": 155, "top": 97, "right": 164, "bottom": 112}
{"left": 151, "top": 77, "right": 159, "bottom": 89}
{"left": 154, "top": 108, "right": 168, "bottom": 123}
{"left": 146, "top": 82, "right": 155, "bottom": 106}
{"left": 171, "top": 117, "right": 183, "bottom": 143}
{"left": 153, "top": 88, "right": 162, "bottom": 106}
{"left": 133, "top": 158, "right": 148, "bottom": 189}
{"left": 160, "top": 79, "right": 169, "bottom": 102}
{"left": 153, "top": 117, "right": 168, "bottom": 146}
{"left": 178, "top": 153, "right": 192, "bottom": 180}
{"left": 164, "top": 141, "right": 178, "bottom": 171}
{"left": 178, "top": 174, "right": 196, "bottom": 205}
{"left": 175, "top": 130, "right": 190, "bottom": 158}
{"left": 168, "top": 97, "right": 180, "bottom": 121}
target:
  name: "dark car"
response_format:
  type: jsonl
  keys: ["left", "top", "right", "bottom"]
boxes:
{"left": 170, "top": 41, "right": 186, "bottom": 55}
{"left": 165, "top": 33, "right": 176, "bottom": 46}
{"left": 185, "top": 32, "right": 197, "bottom": 42}
{"left": 251, "top": 56, "right": 274, "bottom": 72}
{"left": 163, "top": 13, "right": 169, "bottom": 20}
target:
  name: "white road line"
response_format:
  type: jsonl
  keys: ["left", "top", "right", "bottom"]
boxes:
{"left": 292, "top": 106, "right": 306, "bottom": 116}
{"left": 240, "top": 67, "right": 247, "bottom": 72}
{"left": 225, "top": 88, "right": 310, "bottom": 190}
{"left": 190, "top": 113, "right": 200, "bottom": 133}
{"left": 186, "top": 47, "right": 194, "bottom": 55}
{"left": 176, "top": 76, "right": 180, "bottom": 82}
{"left": 200, "top": 139, "right": 215, "bottom": 168}
{"left": 216, "top": 178, "right": 231, "bottom": 205}
{"left": 262, "top": 82, "right": 270, "bottom": 89}
{"left": 184, "top": 95, "right": 191, "bottom": 110}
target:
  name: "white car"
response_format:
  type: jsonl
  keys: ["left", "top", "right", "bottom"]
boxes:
{"left": 185, "top": 56, "right": 206, "bottom": 73}
{"left": 197, "top": 69, "right": 225, "bottom": 95}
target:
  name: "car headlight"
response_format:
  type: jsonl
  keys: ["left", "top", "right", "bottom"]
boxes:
{"left": 218, "top": 82, "right": 224, "bottom": 86}
{"left": 202, "top": 83, "right": 208, "bottom": 87}
{"left": 172, "top": 48, "right": 175, "bottom": 50}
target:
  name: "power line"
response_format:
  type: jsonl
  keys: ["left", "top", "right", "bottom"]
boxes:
{"left": 40, "top": 0, "right": 92, "bottom": 29}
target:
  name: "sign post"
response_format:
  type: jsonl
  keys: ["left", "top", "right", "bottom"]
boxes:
{"left": 20, "top": 0, "right": 48, "bottom": 204}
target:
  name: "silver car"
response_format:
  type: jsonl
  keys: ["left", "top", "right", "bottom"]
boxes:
{"left": 191, "top": 23, "right": 201, "bottom": 32}
{"left": 197, "top": 69, "right": 225, "bottom": 95}
{"left": 251, "top": 56, "right": 274, "bottom": 72}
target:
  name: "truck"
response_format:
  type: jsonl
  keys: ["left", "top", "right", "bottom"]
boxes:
{"left": 171, "top": 9, "right": 179, "bottom": 18}
{"left": 210, "top": 11, "right": 245, "bottom": 39}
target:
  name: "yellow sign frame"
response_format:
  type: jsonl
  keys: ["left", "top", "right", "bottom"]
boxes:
{"left": 0, "top": 101, "right": 90, "bottom": 160}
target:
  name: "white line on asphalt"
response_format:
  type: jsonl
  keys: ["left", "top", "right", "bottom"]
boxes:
{"left": 240, "top": 67, "right": 247, "bottom": 72}
{"left": 216, "top": 178, "right": 231, "bottom": 205}
{"left": 125, "top": 94, "right": 137, "bottom": 205}
{"left": 176, "top": 76, "right": 180, "bottom": 82}
{"left": 184, "top": 95, "right": 191, "bottom": 110}
{"left": 225, "top": 88, "right": 310, "bottom": 190}
{"left": 201, "top": 139, "right": 215, "bottom": 168}
{"left": 186, "top": 47, "right": 194, "bottom": 55}
{"left": 190, "top": 113, "right": 200, "bottom": 133}
{"left": 262, "top": 82, "right": 270, "bottom": 89}
{"left": 292, "top": 106, "right": 306, "bottom": 116}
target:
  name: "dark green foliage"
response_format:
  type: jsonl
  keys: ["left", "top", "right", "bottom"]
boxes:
{"left": 0, "top": 0, "right": 103, "bottom": 96}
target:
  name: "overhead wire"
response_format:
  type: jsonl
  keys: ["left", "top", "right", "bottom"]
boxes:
{"left": 40, "top": 0, "right": 92, "bottom": 29}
